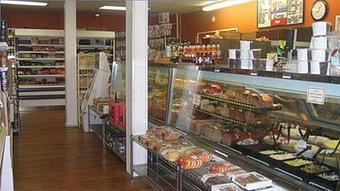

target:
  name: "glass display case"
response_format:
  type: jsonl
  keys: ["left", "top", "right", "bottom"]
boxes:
{"left": 148, "top": 64, "right": 340, "bottom": 191}
{"left": 148, "top": 66, "right": 170, "bottom": 122}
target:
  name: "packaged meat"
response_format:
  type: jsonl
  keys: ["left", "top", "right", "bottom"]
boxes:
{"left": 232, "top": 172, "right": 272, "bottom": 190}
{"left": 201, "top": 104, "right": 216, "bottom": 113}
{"left": 215, "top": 105, "right": 230, "bottom": 117}
{"left": 203, "top": 174, "right": 230, "bottom": 187}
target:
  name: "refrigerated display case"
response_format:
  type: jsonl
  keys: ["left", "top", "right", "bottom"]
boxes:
{"left": 136, "top": 63, "right": 340, "bottom": 191}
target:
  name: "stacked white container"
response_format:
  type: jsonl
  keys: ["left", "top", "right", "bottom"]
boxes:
{"left": 239, "top": 41, "right": 252, "bottom": 69}
{"left": 310, "top": 22, "right": 331, "bottom": 74}
{"left": 297, "top": 49, "right": 309, "bottom": 73}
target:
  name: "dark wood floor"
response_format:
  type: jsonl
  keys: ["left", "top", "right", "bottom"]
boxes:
{"left": 14, "top": 109, "right": 153, "bottom": 191}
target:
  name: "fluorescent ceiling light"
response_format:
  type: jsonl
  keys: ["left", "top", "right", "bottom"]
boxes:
{"left": 99, "top": 6, "right": 126, "bottom": 11}
{"left": 1, "top": 0, "right": 48, "bottom": 6}
{"left": 202, "top": 0, "right": 254, "bottom": 11}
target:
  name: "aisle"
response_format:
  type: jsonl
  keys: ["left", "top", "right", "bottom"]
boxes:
{"left": 14, "top": 109, "right": 152, "bottom": 191}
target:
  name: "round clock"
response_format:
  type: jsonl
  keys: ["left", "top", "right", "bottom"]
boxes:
{"left": 311, "top": 0, "right": 329, "bottom": 21}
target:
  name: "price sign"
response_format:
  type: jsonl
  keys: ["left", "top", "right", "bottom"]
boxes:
{"left": 306, "top": 87, "right": 325, "bottom": 105}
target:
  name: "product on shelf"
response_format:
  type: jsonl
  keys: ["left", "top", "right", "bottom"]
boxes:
{"left": 212, "top": 183, "right": 243, "bottom": 191}
{"left": 232, "top": 172, "right": 272, "bottom": 190}
{"left": 318, "top": 172, "right": 339, "bottom": 181}
{"left": 236, "top": 138, "right": 258, "bottom": 146}
{"left": 294, "top": 144, "right": 319, "bottom": 159}
{"left": 281, "top": 123, "right": 306, "bottom": 139}
{"left": 307, "top": 135, "right": 330, "bottom": 146}
{"left": 200, "top": 123, "right": 224, "bottom": 143}
{"left": 278, "top": 139, "right": 298, "bottom": 152}
{"left": 269, "top": 153, "right": 296, "bottom": 161}
{"left": 283, "top": 158, "right": 314, "bottom": 167}
{"left": 210, "top": 162, "right": 239, "bottom": 174}
{"left": 301, "top": 163, "right": 329, "bottom": 174}
{"left": 323, "top": 140, "right": 340, "bottom": 150}
{"left": 259, "top": 150, "right": 284, "bottom": 155}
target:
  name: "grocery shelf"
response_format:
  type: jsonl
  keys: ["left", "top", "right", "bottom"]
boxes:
{"left": 19, "top": 85, "right": 65, "bottom": 88}
{"left": 17, "top": 58, "right": 65, "bottom": 61}
{"left": 198, "top": 93, "right": 282, "bottom": 113}
{"left": 18, "top": 74, "right": 65, "bottom": 78}
{"left": 78, "top": 45, "right": 112, "bottom": 49}
{"left": 18, "top": 44, "right": 64, "bottom": 47}
{"left": 106, "top": 121, "right": 126, "bottom": 134}
{"left": 18, "top": 51, "right": 64, "bottom": 54}
{"left": 18, "top": 65, "right": 65, "bottom": 69}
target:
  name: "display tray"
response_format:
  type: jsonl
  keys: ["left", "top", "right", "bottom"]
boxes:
{"left": 231, "top": 143, "right": 273, "bottom": 156}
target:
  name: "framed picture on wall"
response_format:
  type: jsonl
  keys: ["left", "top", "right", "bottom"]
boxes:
{"left": 336, "top": 16, "right": 340, "bottom": 31}
{"left": 257, "top": 0, "right": 304, "bottom": 28}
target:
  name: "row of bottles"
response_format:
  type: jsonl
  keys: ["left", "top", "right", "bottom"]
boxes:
{"left": 168, "top": 42, "right": 222, "bottom": 65}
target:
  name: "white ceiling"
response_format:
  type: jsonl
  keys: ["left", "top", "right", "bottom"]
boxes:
{"left": 1, "top": 0, "right": 221, "bottom": 14}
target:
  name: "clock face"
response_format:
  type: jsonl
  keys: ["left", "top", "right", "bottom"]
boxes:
{"left": 312, "top": 0, "right": 328, "bottom": 21}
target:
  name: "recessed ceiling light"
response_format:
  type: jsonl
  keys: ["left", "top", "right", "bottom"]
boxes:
{"left": 202, "top": 0, "right": 254, "bottom": 11}
{"left": 1, "top": 0, "right": 48, "bottom": 7}
{"left": 99, "top": 6, "right": 126, "bottom": 11}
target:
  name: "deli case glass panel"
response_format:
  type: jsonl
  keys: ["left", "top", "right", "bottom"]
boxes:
{"left": 148, "top": 66, "right": 169, "bottom": 122}
{"left": 167, "top": 67, "right": 340, "bottom": 191}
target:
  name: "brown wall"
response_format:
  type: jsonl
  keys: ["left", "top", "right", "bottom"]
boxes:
{"left": 181, "top": 0, "right": 340, "bottom": 41}
{"left": 2, "top": 8, "right": 125, "bottom": 31}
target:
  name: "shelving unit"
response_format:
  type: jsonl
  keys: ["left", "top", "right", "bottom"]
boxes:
{"left": 76, "top": 30, "right": 115, "bottom": 64}
{"left": 15, "top": 29, "right": 65, "bottom": 107}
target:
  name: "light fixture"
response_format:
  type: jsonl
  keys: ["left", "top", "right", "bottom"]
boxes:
{"left": 99, "top": 6, "right": 126, "bottom": 11}
{"left": 1, "top": 0, "right": 48, "bottom": 7}
{"left": 202, "top": 0, "right": 254, "bottom": 11}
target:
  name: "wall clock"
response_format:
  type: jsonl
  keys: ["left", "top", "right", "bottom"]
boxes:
{"left": 311, "top": 0, "right": 329, "bottom": 21}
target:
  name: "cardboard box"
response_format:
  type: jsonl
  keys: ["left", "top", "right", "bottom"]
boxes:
{"left": 241, "top": 32, "right": 257, "bottom": 41}
{"left": 220, "top": 31, "right": 240, "bottom": 40}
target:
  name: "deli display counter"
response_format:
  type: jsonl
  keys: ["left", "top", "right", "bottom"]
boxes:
{"left": 133, "top": 63, "right": 340, "bottom": 191}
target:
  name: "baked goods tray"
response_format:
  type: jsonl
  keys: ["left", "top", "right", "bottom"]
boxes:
{"left": 131, "top": 135, "right": 179, "bottom": 169}
{"left": 194, "top": 108, "right": 261, "bottom": 130}
{"left": 198, "top": 93, "right": 282, "bottom": 113}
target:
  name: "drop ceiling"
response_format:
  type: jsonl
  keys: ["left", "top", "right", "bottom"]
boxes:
{"left": 1, "top": 0, "right": 221, "bottom": 14}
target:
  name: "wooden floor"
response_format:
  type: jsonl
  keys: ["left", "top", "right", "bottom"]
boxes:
{"left": 14, "top": 109, "right": 153, "bottom": 191}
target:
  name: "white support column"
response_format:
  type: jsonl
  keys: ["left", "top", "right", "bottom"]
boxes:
{"left": 125, "top": 0, "right": 148, "bottom": 174}
{"left": 64, "top": 0, "right": 78, "bottom": 127}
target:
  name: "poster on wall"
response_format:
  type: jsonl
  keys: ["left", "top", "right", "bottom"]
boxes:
{"left": 258, "top": 0, "right": 271, "bottom": 28}
{"left": 287, "top": 0, "right": 304, "bottom": 25}
{"left": 257, "top": 0, "right": 304, "bottom": 28}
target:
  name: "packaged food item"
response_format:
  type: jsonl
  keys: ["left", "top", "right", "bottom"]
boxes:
{"left": 269, "top": 153, "right": 296, "bottom": 161}
{"left": 211, "top": 183, "right": 243, "bottom": 191}
{"left": 259, "top": 150, "right": 284, "bottom": 155}
{"left": 236, "top": 138, "right": 258, "bottom": 146}
{"left": 307, "top": 136, "right": 330, "bottom": 146}
{"left": 210, "top": 162, "right": 239, "bottom": 174}
{"left": 318, "top": 172, "right": 339, "bottom": 181}
{"left": 323, "top": 140, "right": 340, "bottom": 151}
{"left": 204, "top": 175, "right": 230, "bottom": 187}
{"left": 301, "top": 164, "right": 329, "bottom": 174}
{"left": 284, "top": 158, "right": 314, "bottom": 167}
{"left": 232, "top": 172, "right": 272, "bottom": 190}
{"left": 225, "top": 169, "right": 247, "bottom": 180}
